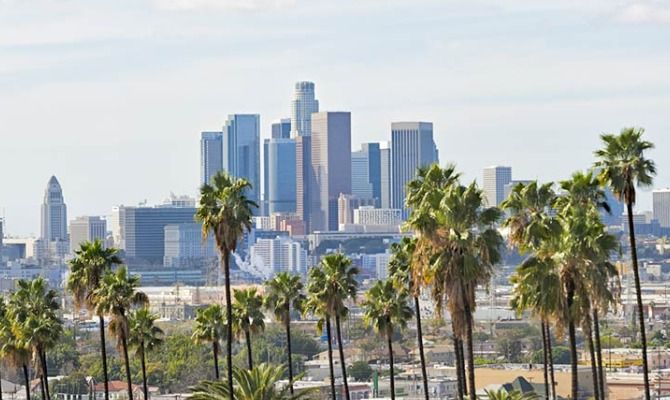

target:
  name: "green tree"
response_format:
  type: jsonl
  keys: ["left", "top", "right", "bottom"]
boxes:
{"left": 264, "top": 272, "right": 306, "bottom": 394}
{"left": 196, "top": 171, "right": 257, "bottom": 399}
{"left": 67, "top": 240, "right": 123, "bottom": 400}
{"left": 93, "top": 266, "right": 148, "bottom": 400}
{"left": 232, "top": 288, "right": 265, "bottom": 370}
{"left": 192, "top": 304, "right": 227, "bottom": 379}
{"left": 0, "top": 297, "right": 32, "bottom": 400}
{"left": 349, "top": 361, "right": 373, "bottom": 382}
{"left": 594, "top": 126, "right": 656, "bottom": 400}
{"left": 484, "top": 389, "right": 539, "bottom": 400}
{"left": 306, "top": 253, "right": 359, "bottom": 400}
{"left": 361, "top": 279, "right": 413, "bottom": 400}
{"left": 128, "top": 307, "right": 164, "bottom": 400}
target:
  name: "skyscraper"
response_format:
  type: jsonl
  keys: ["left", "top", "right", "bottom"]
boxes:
{"left": 310, "top": 112, "right": 352, "bottom": 232}
{"left": 41, "top": 176, "right": 68, "bottom": 241}
{"left": 266, "top": 138, "right": 297, "bottom": 214}
{"left": 653, "top": 189, "right": 670, "bottom": 228}
{"left": 380, "top": 144, "right": 391, "bottom": 209}
{"left": 263, "top": 119, "right": 292, "bottom": 215}
{"left": 290, "top": 81, "right": 319, "bottom": 137}
{"left": 390, "top": 122, "right": 438, "bottom": 216}
{"left": 483, "top": 166, "right": 512, "bottom": 206}
{"left": 351, "top": 143, "right": 382, "bottom": 204}
{"left": 222, "top": 114, "right": 261, "bottom": 206}
{"left": 200, "top": 131, "right": 224, "bottom": 186}
{"left": 69, "top": 216, "right": 107, "bottom": 253}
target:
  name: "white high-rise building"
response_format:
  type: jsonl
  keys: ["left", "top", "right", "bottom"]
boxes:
{"left": 354, "top": 207, "right": 402, "bottom": 226}
{"left": 290, "top": 81, "right": 319, "bottom": 137}
{"left": 249, "top": 237, "right": 307, "bottom": 276}
{"left": 483, "top": 166, "right": 512, "bottom": 206}
{"left": 41, "top": 176, "right": 68, "bottom": 242}
{"left": 69, "top": 216, "right": 107, "bottom": 253}
{"left": 653, "top": 189, "right": 670, "bottom": 228}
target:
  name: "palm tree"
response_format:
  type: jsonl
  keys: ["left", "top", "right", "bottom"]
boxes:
{"left": 231, "top": 288, "right": 265, "bottom": 370}
{"left": 190, "top": 364, "right": 313, "bottom": 400}
{"left": 594, "top": 127, "right": 656, "bottom": 400}
{"left": 387, "top": 238, "right": 430, "bottom": 400}
{"left": 67, "top": 240, "right": 123, "bottom": 400}
{"left": 0, "top": 297, "right": 32, "bottom": 400}
{"left": 129, "top": 308, "right": 164, "bottom": 400}
{"left": 196, "top": 171, "right": 257, "bottom": 399}
{"left": 501, "top": 181, "right": 561, "bottom": 400}
{"left": 93, "top": 267, "right": 148, "bottom": 400}
{"left": 192, "top": 305, "right": 227, "bottom": 379}
{"left": 9, "top": 277, "right": 63, "bottom": 400}
{"left": 409, "top": 181, "right": 503, "bottom": 400}
{"left": 264, "top": 272, "right": 306, "bottom": 394}
{"left": 361, "top": 279, "right": 413, "bottom": 400}
{"left": 307, "top": 253, "right": 359, "bottom": 400}
{"left": 304, "top": 291, "right": 336, "bottom": 400}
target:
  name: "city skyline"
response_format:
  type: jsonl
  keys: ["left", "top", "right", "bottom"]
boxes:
{"left": 2, "top": 0, "right": 670, "bottom": 235}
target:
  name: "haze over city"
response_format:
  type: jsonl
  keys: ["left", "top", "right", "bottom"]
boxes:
{"left": 2, "top": 0, "right": 670, "bottom": 235}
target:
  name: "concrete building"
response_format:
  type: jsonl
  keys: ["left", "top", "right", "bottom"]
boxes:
{"left": 266, "top": 138, "right": 297, "bottom": 214}
{"left": 249, "top": 236, "right": 307, "bottom": 276}
{"left": 310, "top": 112, "right": 352, "bottom": 232}
{"left": 69, "top": 216, "right": 107, "bottom": 253}
{"left": 351, "top": 143, "right": 382, "bottom": 204}
{"left": 337, "top": 194, "right": 376, "bottom": 227}
{"left": 653, "top": 189, "right": 670, "bottom": 228}
{"left": 41, "top": 176, "right": 68, "bottom": 241}
{"left": 200, "top": 131, "right": 224, "bottom": 186}
{"left": 380, "top": 143, "right": 391, "bottom": 208}
{"left": 163, "top": 223, "right": 216, "bottom": 268}
{"left": 295, "top": 135, "right": 312, "bottom": 231}
{"left": 390, "top": 122, "right": 439, "bottom": 217}
{"left": 223, "top": 114, "right": 261, "bottom": 207}
{"left": 483, "top": 166, "right": 512, "bottom": 206}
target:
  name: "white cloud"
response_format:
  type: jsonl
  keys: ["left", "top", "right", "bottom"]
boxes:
{"left": 615, "top": 1, "right": 670, "bottom": 24}
{"left": 151, "top": 0, "right": 297, "bottom": 11}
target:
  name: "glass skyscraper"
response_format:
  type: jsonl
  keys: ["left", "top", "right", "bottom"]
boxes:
{"left": 483, "top": 166, "right": 512, "bottom": 206}
{"left": 351, "top": 143, "right": 382, "bottom": 205}
{"left": 290, "top": 81, "right": 319, "bottom": 137}
{"left": 266, "top": 138, "right": 297, "bottom": 214}
{"left": 222, "top": 114, "right": 261, "bottom": 206}
{"left": 263, "top": 119, "right": 291, "bottom": 215}
{"left": 200, "top": 131, "right": 223, "bottom": 186}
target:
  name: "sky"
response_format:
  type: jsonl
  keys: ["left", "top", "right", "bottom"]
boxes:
{"left": 1, "top": 0, "right": 669, "bottom": 236}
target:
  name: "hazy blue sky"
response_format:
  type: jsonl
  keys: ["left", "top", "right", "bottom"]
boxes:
{"left": 1, "top": 0, "right": 669, "bottom": 236}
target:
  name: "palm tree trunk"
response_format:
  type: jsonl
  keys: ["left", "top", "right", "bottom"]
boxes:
{"left": 545, "top": 323, "right": 556, "bottom": 400}
{"left": 326, "top": 317, "right": 336, "bottom": 400}
{"left": 23, "top": 364, "right": 31, "bottom": 400}
{"left": 541, "top": 320, "right": 550, "bottom": 400}
{"left": 335, "top": 313, "right": 351, "bottom": 400}
{"left": 464, "top": 311, "right": 476, "bottom": 400}
{"left": 222, "top": 248, "right": 234, "bottom": 400}
{"left": 39, "top": 368, "right": 46, "bottom": 400}
{"left": 40, "top": 350, "right": 51, "bottom": 400}
{"left": 459, "top": 339, "right": 468, "bottom": 396}
{"left": 414, "top": 296, "right": 429, "bottom": 400}
{"left": 453, "top": 334, "right": 464, "bottom": 400}
{"left": 593, "top": 309, "right": 606, "bottom": 400}
{"left": 285, "top": 316, "right": 295, "bottom": 394}
{"left": 121, "top": 333, "right": 134, "bottom": 400}
{"left": 140, "top": 344, "right": 148, "bottom": 400}
{"left": 98, "top": 314, "right": 110, "bottom": 400}
{"left": 567, "top": 284, "right": 579, "bottom": 400}
{"left": 587, "top": 324, "right": 600, "bottom": 400}
{"left": 245, "top": 330, "right": 253, "bottom": 370}
{"left": 213, "top": 341, "right": 220, "bottom": 380}
{"left": 387, "top": 327, "right": 396, "bottom": 400}
{"left": 626, "top": 202, "right": 650, "bottom": 400}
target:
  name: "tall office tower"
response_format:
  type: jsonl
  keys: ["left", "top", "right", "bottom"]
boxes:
{"left": 653, "top": 189, "right": 670, "bottom": 228}
{"left": 163, "top": 223, "right": 216, "bottom": 267}
{"left": 69, "top": 216, "right": 107, "bottom": 253}
{"left": 351, "top": 143, "right": 382, "bottom": 204}
{"left": 295, "top": 135, "right": 312, "bottom": 230}
{"left": 310, "top": 112, "right": 352, "bottom": 231}
{"left": 222, "top": 114, "right": 261, "bottom": 206}
{"left": 266, "top": 139, "right": 297, "bottom": 214}
{"left": 41, "top": 176, "right": 68, "bottom": 241}
{"left": 263, "top": 119, "right": 292, "bottom": 215}
{"left": 290, "top": 82, "right": 319, "bottom": 137}
{"left": 200, "top": 131, "right": 224, "bottom": 186}
{"left": 380, "top": 144, "right": 391, "bottom": 208}
{"left": 390, "top": 122, "right": 439, "bottom": 217}
{"left": 483, "top": 166, "right": 512, "bottom": 206}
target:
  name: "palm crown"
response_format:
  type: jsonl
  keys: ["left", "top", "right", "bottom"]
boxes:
{"left": 128, "top": 308, "right": 164, "bottom": 355}
{"left": 306, "top": 253, "right": 359, "bottom": 318}
{"left": 231, "top": 288, "right": 265, "bottom": 339}
{"left": 264, "top": 272, "right": 305, "bottom": 325}
{"left": 362, "top": 280, "right": 413, "bottom": 337}
{"left": 67, "top": 240, "right": 123, "bottom": 311}
{"left": 192, "top": 305, "right": 227, "bottom": 345}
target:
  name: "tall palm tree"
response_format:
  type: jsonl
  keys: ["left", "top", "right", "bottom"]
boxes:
{"left": 67, "top": 240, "right": 123, "bottom": 400}
{"left": 197, "top": 171, "right": 257, "bottom": 399}
{"left": 387, "top": 238, "right": 430, "bottom": 400}
{"left": 191, "top": 364, "right": 313, "bottom": 400}
{"left": 129, "top": 308, "right": 164, "bottom": 400}
{"left": 594, "top": 127, "right": 656, "bottom": 400}
{"left": 410, "top": 181, "right": 503, "bottom": 400}
{"left": 231, "top": 288, "right": 265, "bottom": 370}
{"left": 93, "top": 267, "right": 148, "bottom": 400}
{"left": 307, "top": 253, "right": 359, "bottom": 400}
{"left": 361, "top": 279, "right": 413, "bottom": 400}
{"left": 264, "top": 272, "right": 306, "bottom": 394}
{"left": 304, "top": 289, "right": 337, "bottom": 400}
{"left": 192, "top": 305, "right": 227, "bottom": 380}
{"left": 0, "top": 297, "right": 32, "bottom": 400}
{"left": 9, "top": 277, "right": 63, "bottom": 400}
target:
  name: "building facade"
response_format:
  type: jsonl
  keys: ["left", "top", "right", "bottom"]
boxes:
{"left": 353, "top": 206, "right": 402, "bottom": 226}
{"left": 654, "top": 189, "right": 670, "bottom": 228}
{"left": 200, "top": 131, "right": 224, "bottom": 186}
{"left": 41, "top": 176, "right": 68, "bottom": 242}
{"left": 69, "top": 216, "right": 107, "bottom": 253}
{"left": 351, "top": 143, "right": 382, "bottom": 204}
{"left": 290, "top": 81, "right": 319, "bottom": 137}
{"left": 380, "top": 144, "right": 391, "bottom": 209}
{"left": 263, "top": 119, "right": 291, "bottom": 214}
{"left": 266, "top": 138, "right": 297, "bottom": 214}
{"left": 310, "top": 112, "right": 352, "bottom": 232}
{"left": 483, "top": 166, "right": 512, "bottom": 206}
{"left": 390, "top": 122, "right": 439, "bottom": 217}
{"left": 249, "top": 236, "right": 308, "bottom": 276}
{"left": 163, "top": 223, "right": 217, "bottom": 268}
{"left": 222, "top": 114, "right": 261, "bottom": 206}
